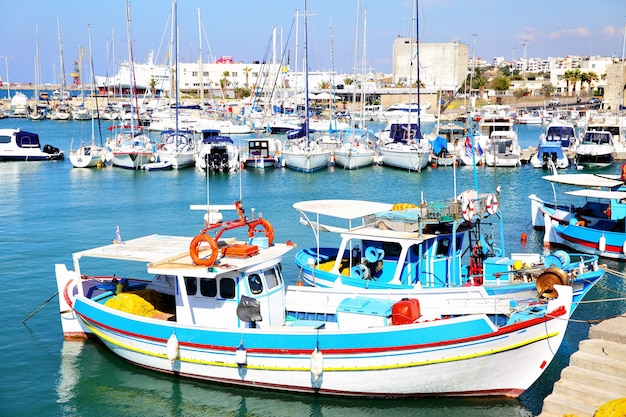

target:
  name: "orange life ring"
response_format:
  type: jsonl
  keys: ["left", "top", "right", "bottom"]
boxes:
{"left": 248, "top": 218, "right": 274, "bottom": 246}
{"left": 190, "top": 233, "right": 219, "bottom": 266}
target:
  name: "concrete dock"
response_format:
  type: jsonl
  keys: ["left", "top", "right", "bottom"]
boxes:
{"left": 539, "top": 314, "right": 626, "bottom": 417}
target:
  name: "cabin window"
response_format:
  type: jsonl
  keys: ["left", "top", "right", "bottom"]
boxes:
{"left": 248, "top": 274, "right": 263, "bottom": 295}
{"left": 0, "top": 135, "right": 10, "bottom": 144}
{"left": 265, "top": 267, "right": 281, "bottom": 289}
{"left": 200, "top": 278, "right": 217, "bottom": 297}
{"left": 184, "top": 277, "right": 197, "bottom": 295}
{"left": 436, "top": 238, "right": 450, "bottom": 256}
{"left": 219, "top": 278, "right": 236, "bottom": 299}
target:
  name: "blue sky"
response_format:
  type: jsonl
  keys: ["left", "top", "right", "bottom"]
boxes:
{"left": 1, "top": 0, "right": 624, "bottom": 85}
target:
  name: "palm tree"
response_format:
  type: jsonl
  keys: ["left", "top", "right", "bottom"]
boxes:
{"left": 563, "top": 69, "right": 582, "bottom": 96}
{"left": 242, "top": 66, "right": 251, "bottom": 88}
{"left": 581, "top": 71, "right": 599, "bottom": 96}
{"left": 148, "top": 78, "right": 157, "bottom": 97}
{"left": 219, "top": 71, "right": 230, "bottom": 96}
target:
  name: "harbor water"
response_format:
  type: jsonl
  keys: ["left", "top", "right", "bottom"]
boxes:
{"left": 1, "top": 116, "right": 625, "bottom": 416}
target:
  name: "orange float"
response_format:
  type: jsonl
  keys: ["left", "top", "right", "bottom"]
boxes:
{"left": 189, "top": 233, "right": 219, "bottom": 266}
{"left": 248, "top": 218, "right": 274, "bottom": 245}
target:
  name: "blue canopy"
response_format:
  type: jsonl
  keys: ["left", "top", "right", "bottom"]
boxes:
{"left": 15, "top": 130, "right": 41, "bottom": 148}
{"left": 389, "top": 123, "right": 423, "bottom": 141}
{"left": 431, "top": 135, "right": 448, "bottom": 155}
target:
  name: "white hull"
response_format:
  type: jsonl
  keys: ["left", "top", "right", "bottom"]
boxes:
{"left": 380, "top": 144, "right": 430, "bottom": 171}
{"left": 69, "top": 146, "right": 106, "bottom": 168}
{"left": 282, "top": 149, "right": 331, "bottom": 172}
{"left": 333, "top": 147, "right": 375, "bottom": 170}
{"left": 111, "top": 151, "right": 154, "bottom": 169}
{"left": 155, "top": 151, "right": 195, "bottom": 169}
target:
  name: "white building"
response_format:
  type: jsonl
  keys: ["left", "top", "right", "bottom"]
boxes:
{"left": 392, "top": 38, "right": 468, "bottom": 91}
{"left": 177, "top": 57, "right": 284, "bottom": 98}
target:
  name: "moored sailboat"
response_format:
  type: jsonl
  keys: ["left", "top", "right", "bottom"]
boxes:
{"left": 69, "top": 25, "right": 106, "bottom": 169}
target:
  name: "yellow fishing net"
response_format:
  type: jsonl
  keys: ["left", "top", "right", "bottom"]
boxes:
{"left": 104, "top": 290, "right": 169, "bottom": 318}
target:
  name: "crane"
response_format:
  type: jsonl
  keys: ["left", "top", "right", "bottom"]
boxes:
{"left": 70, "top": 45, "right": 85, "bottom": 86}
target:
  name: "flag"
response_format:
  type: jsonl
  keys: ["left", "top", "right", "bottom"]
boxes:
{"left": 116, "top": 226, "right": 123, "bottom": 244}
{"left": 465, "top": 136, "right": 473, "bottom": 157}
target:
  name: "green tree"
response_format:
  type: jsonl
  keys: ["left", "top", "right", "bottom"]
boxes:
{"left": 490, "top": 75, "right": 510, "bottom": 91}
{"left": 344, "top": 78, "right": 353, "bottom": 85}
{"left": 540, "top": 83, "right": 556, "bottom": 98}
{"left": 513, "top": 87, "right": 530, "bottom": 98}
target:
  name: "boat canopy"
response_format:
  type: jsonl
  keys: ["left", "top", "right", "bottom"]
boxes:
{"left": 201, "top": 136, "right": 234, "bottom": 145}
{"left": 15, "top": 130, "right": 41, "bottom": 148}
{"left": 293, "top": 200, "right": 393, "bottom": 220}
{"left": 542, "top": 174, "right": 623, "bottom": 188}
{"left": 389, "top": 123, "right": 423, "bottom": 141}
{"left": 431, "top": 135, "right": 448, "bottom": 155}
{"left": 564, "top": 189, "right": 626, "bottom": 200}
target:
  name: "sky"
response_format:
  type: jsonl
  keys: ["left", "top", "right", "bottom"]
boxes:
{"left": 0, "top": 0, "right": 624, "bottom": 85}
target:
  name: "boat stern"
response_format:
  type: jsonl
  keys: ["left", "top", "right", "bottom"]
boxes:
{"left": 55, "top": 264, "right": 90, "bottom": 339}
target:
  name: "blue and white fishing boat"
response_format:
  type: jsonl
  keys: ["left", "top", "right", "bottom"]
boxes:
{"left": 293, "top": 196, "right": 604, "bottom": 307}
{"left": 0, "top": 128, "right": 64, "bottom": 161}
{"left": 530, "top": 119, "right": 575, "bottom": 169}
{"left": 55, "top": 198, "right": 577, "bottom": 398}
{"left": 530, "top": 172, "right": 626, "bottom": 260}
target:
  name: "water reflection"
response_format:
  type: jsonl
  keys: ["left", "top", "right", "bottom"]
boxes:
{"left": 55, "top": 340, "right": 532, "bottom": 417}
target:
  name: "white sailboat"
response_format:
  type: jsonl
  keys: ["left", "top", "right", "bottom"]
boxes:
{"left": 281, "top": 0, "right": 331, "bottom": 173}
{"left": 69, "top": 25, "right": 106, "bottom": 169}
{"left": 49, "top": 19, "right": 73, "bottom": 121}
{"left": 154, "top": 0, "right": 195, "bottom": 170}
{"left": 28, "top": 26, "right": 48, "bottom": 121}
{"left": 107, "top": 1, "right": 154, "bottom": 169}
{"left": 378, "top": 3, "right": 431, "bottom": 172}
{"left": 333, "top": 3, "right": 375, "bottom": 170}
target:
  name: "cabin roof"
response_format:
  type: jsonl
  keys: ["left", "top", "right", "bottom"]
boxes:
{"left": 73, "top": 234, "right": 293, "bottom": 276}
{"left": 542, "top": 174, "right": 623, "bottom": 188}
{"left": 564, "top": 189, "right": 626, "bottom": 200}
{"left": 293, "top": 200, "right": 393, "bottom": 220}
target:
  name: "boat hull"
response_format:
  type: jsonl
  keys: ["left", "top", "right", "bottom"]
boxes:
{"left": 69, "top": 146, "right": 105, "bottom": 168}
{"left": 69, "top": 288, "right": 571, "bottom": 398}
{"left": 282, "top": 150, "right": 330, "bottom": 173}
{"left": 379, "top": 146, "right": 430, "bottom": 171}
{"left": 333, "top": 149, "right": 374, "bottom": 170}
{"left": 112, "top": 151, "right": 154, "bottom": 169}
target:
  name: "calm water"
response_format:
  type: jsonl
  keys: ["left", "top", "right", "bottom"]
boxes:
{"left": 1, "top": 117, "right": 625, "bottom": 417}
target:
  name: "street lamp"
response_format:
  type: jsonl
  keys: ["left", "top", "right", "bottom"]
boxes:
{"left": 0, "top": 55, "right": 11, "bottom": 99}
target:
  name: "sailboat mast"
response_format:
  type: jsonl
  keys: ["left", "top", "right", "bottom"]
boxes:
{"left": 57, "top": 19, "right": 66, "bottom": 101}
{"left": 198, "top": 7, "right": 204, "bottom": 111}
{"left": 34, "top": 25, "right": 39, "bottom": 100}
{"left": 125, "top": 0, "right": 135, "bottom": 133}
{"left": 415, "top": 0, "right": 421, "bottom": 127}
{"left": 303, "top": 0, "right": 310, "bottom": 142}
{"left": 173, "top": 0, "right": 179, "bottom": 136}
